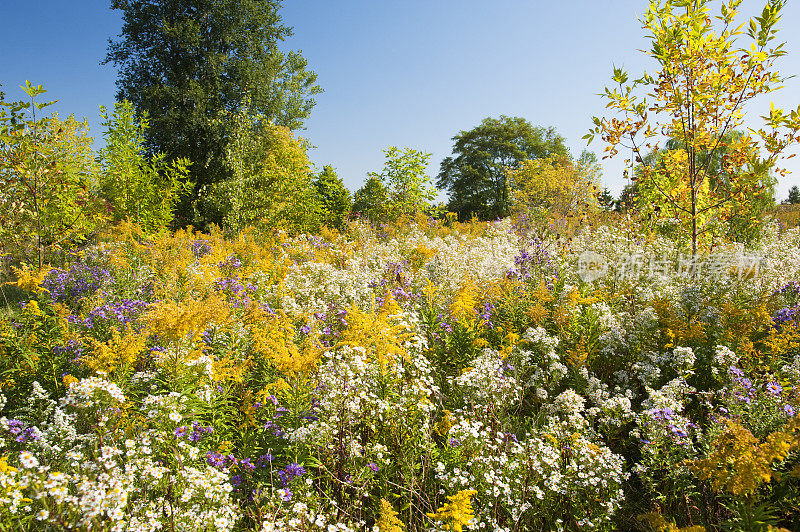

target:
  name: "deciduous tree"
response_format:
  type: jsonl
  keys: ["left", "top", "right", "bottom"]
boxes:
{"left": 202, "top": 107, "right": 320, "bottom": 234}
{"left": 104, "top": 0, "right": 322, "bottom": 227}
{"left": 97, "top": 100, "right": 191, "bottom": 233}
{"left": 368, "top": 146, "right": 437, "bottom": 220}
{"left": 437, "top": 116, "right": 568, "bottom": 220}
{"left": 508, "top": 154, "right": 600, "bottom": 235}
{"left": 0, "top": 82, "right": 105, "bottom": 269}
{"left": 587, "top": 0, "right": 800, "bottom": 254}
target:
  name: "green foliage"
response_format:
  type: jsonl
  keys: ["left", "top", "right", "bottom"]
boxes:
{"left": 97, "top": 100, "right": 191, "bottom": 233}
{"left": 104, "top": 0, "right": 322, "bottom": 228}
{"left": 616, "top": 181, "right": 640, "bottom": 213}
{"left": 352, "top": 175, "right": 391, "bottom": 224}
{"left": 368, "top": 146, "right": 437, "bottom": 220}
{"left": 313, "top": 165, "right": 352, "bottom": 231}
{"left": 597, "top": 187, "right": 615, "bottom": 211}
{"left": 634, "top": 133, "right": 776, "bottom": 245}
{"left": 588, "top": 0, "right": 800, "bottom": 254}
{"left": 784, "top": 185, "right": 800, "bottom": 205}
{"left": 0, "top": 82, "right": 105, "bottom": 269}
{"left": 202, "top": 107, "right": 320, "bottom": 235}
{"left": 0, "top": 298, "right": 73, "bottom": 400}
{"left": 437, "top": 116, "right": 568, "bottom": 220}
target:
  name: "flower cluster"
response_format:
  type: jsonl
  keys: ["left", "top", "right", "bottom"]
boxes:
{"left": 2, "top": 217, "right": 800, "bottom": 530}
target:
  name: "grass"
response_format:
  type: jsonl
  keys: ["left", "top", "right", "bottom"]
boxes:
{"left": 0, "top": 277, "right": 26, "bottom": 318}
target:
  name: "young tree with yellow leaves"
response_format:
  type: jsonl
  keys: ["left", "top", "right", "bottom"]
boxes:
{"left": 507, "top": 153, "right": 601, "bottom": 235}
{"left": 200, "top": 105, "right": 321, "bottom": 235}
{"left": 586, "top": 0, "right": 800, "bottom": 254}
{"left": 0, "top": 82, "right": 105, "bottom": 270}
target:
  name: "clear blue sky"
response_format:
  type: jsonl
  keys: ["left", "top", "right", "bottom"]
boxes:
{"left": 1, "top": 0, "right": 798, "bottom": 201}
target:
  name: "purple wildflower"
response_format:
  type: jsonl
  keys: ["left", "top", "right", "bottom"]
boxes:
{"left": 766, "top": 382, "right": 783, "bottom": 396}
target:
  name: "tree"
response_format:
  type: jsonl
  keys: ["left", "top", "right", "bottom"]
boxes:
{"left": 437, "top": 116, "right": 568, "bottom": 220}
{"left": 97, "top": 100, "right": 191, "bottom": 233}
{"left": 785, "top": 185, "right": 800, "bottom": 205}
{"left": 587, "top": 0, "right": 800, "bottom": 254}
{"left": 635, "top": 132, "right": 775, "bottom": 243}
{"left": 367, "top": 146, "right": 437, "bottom": 220}
{"left": 0, "top": 82, "right": 105, "bottom": 269}
{"left": 616, "top": 182, "right": 640, "bottom": 213}
{"left": 202, "top": 107, "right": 320, "bottom": 234}
{"left": 104, "top": 0, "right": 322, "bottom": 227}
{"left": 508, "top": 154, "right": 600, "bottom": 233}
{"left": 313, "top": 165, "right": 351, "bottom": 231}
{"left": 352, "top": 175, "right": 390, "bottom": 224}
{"left": 597, "top": 188, "right": 615, "bottom": 211}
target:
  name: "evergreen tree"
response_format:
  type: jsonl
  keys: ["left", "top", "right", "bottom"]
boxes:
{"left": 352, "top": 176, "right": 391, "bottom": 225}
{"left": 597, "top": 188, "right": 615, "bottom": 211}
{"left": 314, "top": 165, "right": 352, "bottom": 231}
{"left": 786, "top": 185, "right": 800, "bottom": 205}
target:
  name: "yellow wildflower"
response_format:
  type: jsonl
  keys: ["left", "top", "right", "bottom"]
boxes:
{"left": 427, "top": 490, "right": 477, "bottom": 532}
{"left": 0, "top": 456, "right": 17, "bottom": 475}
{"left": 375, "top": 499, "right": 406, "bottom": 532}
{"left": 692, "top": 417, "right": 800, "bottom": 496}
{"left": 450, "top": 283, "right": 477, "bottom": 324}
{"left": 7, "top": 264, "right": 50, "bottom": 293}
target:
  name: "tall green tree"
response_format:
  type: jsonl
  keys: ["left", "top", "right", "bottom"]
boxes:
{"left": 313, "top": 165, "right": 351, "bottom": 231}
{"left": 437, "top": 116, "right": 568, "bottom": 220}
{"left": 616, "top": 182, "right": 640, "bottom": 213}
{"left": 104, "top": 0, "right": 322, "bottom": 227}
{"left": 202, "top": 107, "right": 320, "bottom": 235}
{"left": 597, "top": 188, "right": 615, "bottom": 211}
{"left": 587, "top": 0, "right": 800, "bottom": 254}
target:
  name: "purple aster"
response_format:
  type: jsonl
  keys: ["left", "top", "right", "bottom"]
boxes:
{"left": 766, "top": 382, "right": 783, "bottom": 396}
{"left": 669, "top": 424, "right": 688, "bottom": 438}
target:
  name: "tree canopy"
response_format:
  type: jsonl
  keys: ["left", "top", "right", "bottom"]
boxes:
{"left": 786, "top": 185, "right": 800, "bottom": 205}
{"left": 352, "top": 176, "right": 390, "bottom": 225}
{"left": 104, "top": 0, "right": 322, "bottom": 227}
{"left": 437, "top": 116, "right": 568, "bottom": 220}
{"left": 368, "top": 146, "right": 437, "bottom": 221}
{"left": 97, "top": 100, "right": 191, "bottom": 233}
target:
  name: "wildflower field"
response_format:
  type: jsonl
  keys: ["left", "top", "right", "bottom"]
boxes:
{"left": 1, "top": 216, "right": 800, "bottom": 532}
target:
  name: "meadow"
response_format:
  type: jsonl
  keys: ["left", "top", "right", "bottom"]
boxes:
{"left": 1, "top": 214, "right": 799, "bottom": 531}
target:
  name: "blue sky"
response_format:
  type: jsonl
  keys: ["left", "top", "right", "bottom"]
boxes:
{"left": 1, "top": 0, "right": 799, "bottom": 201}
